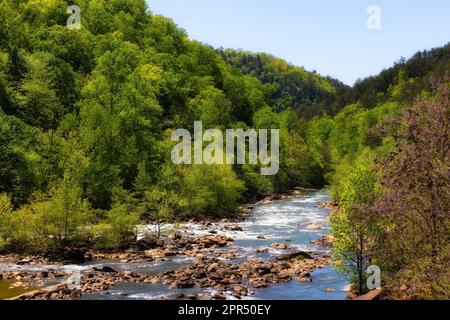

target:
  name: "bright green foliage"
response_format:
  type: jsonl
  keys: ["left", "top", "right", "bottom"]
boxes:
{"left": 139, "top": 187, "right": 185, "bottom": 238}
{"left": 0, "top": 114, "right": 37, "bottom": 205}
{"left": 0, "top": 193, "right": 13, "bottom": 250}
{"left": 331, "top": 163, "right": 378, "bottom": 295}
{"left": 181, "top": 165, "right": 245, "bottom": 218}
{"left": 219, "top": 49, "right": 346, "bottom": 118}
{"left": 0, "top": 2, "right": 448, "bottom": 300}
{"left": 92, "top": 202, "right": 139, "bottom": 249}
{"left": 189, "top": 86, "right": 232, "bottom": 128}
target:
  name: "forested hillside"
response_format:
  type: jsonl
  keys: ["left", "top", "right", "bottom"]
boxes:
{"left": 306, "top": 46, "right": 450, "bottom": 299}
{"left": 0, "top": 0, "right": 328, "bottom": 254}
{"left": 0, "top": 0, "right": 448, "bottom": 300}
{"left": 348, "top": 43, "right": 450, "bottom": 108}
{"left": 219, "top": 49, "right": 350, "bottom": 118}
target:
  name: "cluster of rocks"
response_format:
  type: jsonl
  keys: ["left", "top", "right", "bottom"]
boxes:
{"left": 316, "top": 201, "right": 338, "bottom": 209}
{"left": 12, "top": 284, "right": 75, "bottom": 300}
{"left": 85, "top": 234, "right": 235, "bottom": 263}
{"left": 1, "top": 269, "right": 66, "bottom": 284}
{"left": 0, "top": 254, "right": 52, "bottom": 266}
{"left": 6, "top": 267, "right": 158, "bottom": 300}
{"left": 1, "top": 212, "right": 338, "bottom": 301}
{"left": 0, "top": 248, "right": 87, "bottom": 265}
{"left": 153, "top": 251, "right": 331, "bottom": 299}
{"left": 1, "top": 234, "right": 240, "bottom": 300}
{"left": 306, "top": 222, "right": 324, "bottom": 230}
{"left": 1, "top": 269, "right": 68, "bottom": 299}
{"left": 3, "top": 248, "right": 332, "bottom": 300}
{"left": 311, "top": 235, "right": 335, "bottom": 247}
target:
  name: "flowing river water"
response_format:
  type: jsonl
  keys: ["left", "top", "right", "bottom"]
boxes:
{"left": 0, "top": 189, "right": 349, "bottom": 300}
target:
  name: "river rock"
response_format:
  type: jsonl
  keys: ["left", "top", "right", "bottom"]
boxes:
{"left": 172, "top": 232, "right": 182, "bottom": 240}
{"left": 225, "top": 225, "right": 243, "bottom": 232}
{"left": 173, "top": 280, "right": 195, "bottom": 289}
{"left": 232, "top": 285, "right": 249, "bottom": 296}
{"left": 271, "top": 243, "right": 288, "bottom": 250}
{"left": 207, "top": 263, "right": 219, "bottom": 273}
{"left": 17, "top": 258, "right": 32, "bottom": 265}
{"left": 137, "top": 235, "right": 158, "bottom": 250}
{"left": 253, "top": 264, "right": 272, "bottom": 276}
{"left": 253, "top": 248, "right": 268, "bottom": 254}
{"left": 197, "top": 236, "right": 233, "bottom": 248}
{"left": 312, "top": 235, "right": 335, "bottom": 247}
{"left": 316, "top": 201, "right": 338, "bottom": 209}
{"left": 277, "top": 250, "right": 313, "bottom": 261}
{"left": 163, "top": 250, "right": 177, "bottom": 257}
{"left": 93, "top": 266, "right": 117, "bottom": 273}
{"left": 297, "top": 273, "right": 312, "bottom": 283}
{"left": 306, "top": 223, "right": 323, "bottom": 230}
{"left": 250, "top": 278, "right": 268, "bottom": 288}
{"left": 211, "top": 290, "right": 226, "bottom": 300}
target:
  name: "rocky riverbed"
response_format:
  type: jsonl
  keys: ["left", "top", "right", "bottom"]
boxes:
{"left": 0, "top": 189, "right": 349, "bottom": 300}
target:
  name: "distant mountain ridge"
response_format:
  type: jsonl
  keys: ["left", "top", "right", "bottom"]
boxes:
{"left": 219, "top": 43, "right": 450, "bottom": 117}
{"left": 219, "top": 48, "right": 350, "bottom": 118}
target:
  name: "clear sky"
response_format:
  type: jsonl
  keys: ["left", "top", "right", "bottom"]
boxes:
{"left": 146, "top": 0, "right": 450, "bottom": 85}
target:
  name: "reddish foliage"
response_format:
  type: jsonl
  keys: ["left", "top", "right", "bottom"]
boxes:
{"left": 370, "top": 76, "right": 449, "bottom": 298}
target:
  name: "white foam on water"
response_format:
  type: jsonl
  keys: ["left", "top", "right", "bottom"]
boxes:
{"left": 127, "top": 293, "right": 170, "bottom": 300}
{"left": 0, "top": 263, "right": 90, "bottom": 273}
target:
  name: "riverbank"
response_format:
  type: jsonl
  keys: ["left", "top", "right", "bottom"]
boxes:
{"left": 0, "top": 187, "right": 330, "bottom": 266}
{"left": 2, "top": 231, "right": 333, "bottom": 300}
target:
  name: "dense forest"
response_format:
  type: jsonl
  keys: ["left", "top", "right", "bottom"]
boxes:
{"left": 0, "top": 0, "right": 448, "bottom": 300}
{"left": 219, "top": 49, "right": 351, "bottom": 118}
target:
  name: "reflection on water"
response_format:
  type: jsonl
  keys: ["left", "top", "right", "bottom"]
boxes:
{"left": 0, "top": 280, "right": 36, "bottom": 300}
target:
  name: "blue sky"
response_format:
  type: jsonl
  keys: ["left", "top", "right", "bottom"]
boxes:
{"left": 146, "top": 0, "right": 450, "bottom": 85}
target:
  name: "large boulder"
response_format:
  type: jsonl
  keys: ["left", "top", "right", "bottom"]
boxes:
{"left": 171, "top": 276, "right": 196, "bottom": 289}
{"left": 197, "top": 236, "right": 234, "bottom": 248}
{"left": 137, "top": 235, "right": 158, "bottom": 250}
{"left": 224, "top": 225, "right": 243, "bottom": 232}
{"left": 277, "top": 250, "right": 313, "bottom": 261}
{"left": 271, "top": 243, "right": 288, "bottom": 250}
{"left": 92, "top": 266, "right": 117, "bottom": 273}
{"left": 250, "top": 277, "right": 268, "bottom": 288}
{"left": 172, "top": 233, "right": 182, "bottom": 240}
{"left": 253, "top": 264, "right": 272, "bottom": 276}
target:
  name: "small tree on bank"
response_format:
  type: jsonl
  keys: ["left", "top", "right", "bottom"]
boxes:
{"left": 139, "top": 187, "right": 185, "bottom": 239}
{"left": 331, "top": 166, "right": 378, "bottom": 295}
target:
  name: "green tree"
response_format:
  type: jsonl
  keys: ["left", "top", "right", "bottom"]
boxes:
{"left": 181, "top": 165, "right": 245, "bottom": 217}
{"left": 139, "top": 187, "right": 185, "bottom": 239}
{"left": 331, "top": 164, "right": 378, "bottom": 295}
{"left": 0, "top": 193, "right": 13, "bottom": 250}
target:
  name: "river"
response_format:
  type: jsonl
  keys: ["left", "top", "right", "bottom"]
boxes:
{"left": 0, "top": 189, "right": 348, "bottom": 300}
